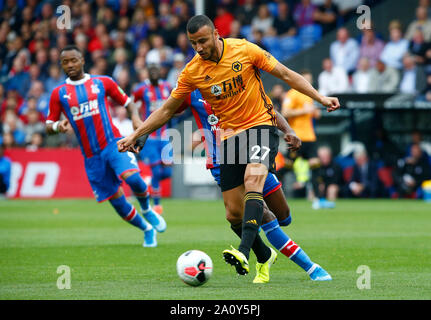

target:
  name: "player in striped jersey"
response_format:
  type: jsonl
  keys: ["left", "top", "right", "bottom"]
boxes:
{"left": 184, "top": 90, "right": 331, "bottom": 282}
{"left": 45, "top": 45, "right": 166, "bottom": 247}
{"left": 132, "top": 65, "right": 173, "bottom": 215}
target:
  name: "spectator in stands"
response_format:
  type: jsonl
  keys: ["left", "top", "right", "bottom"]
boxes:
{"left": 311, "top": 145, "right": 343, "bottom": 209}
{"left": 167, "top": 53, "right": 186, "bottom": 89}
{"left": 129, "top": 8, "right": 148, "bottom": 44}
{"left": 345, "top": 148, "right": 383, "bottom": 198}
{"left": 393, "top": 143, "right": 431, "bottom": 198}
{"left": 44, "top": 64, "right": 66, "bottom": 94}
{"left": 0, "top": 143, "right": 11, "bottom": 197}
{"left": 229, "top": 20, "right": 244, "bottom": 39}
{"left": 173, "top": 33, "right": 195, "bottom": 63}
{"left": 251, "top": 4, "right": 274, "bottom": 35}
{"left": 293, "top": 0, "right": 317, "bottom": 28}
{"left": 251, "top": 29, "right": 268, "bottom": 51}
{"left": 408, "top": 29, "right": 431, "bottom": 74}
{"left": 405, "top": 6, "right": 431, "bottom": 42}
{"left": 352, "top": 57, "right": 372, "bottom": 93}
{"left": 116, "top": 68, "right": 132, "bottom": 95}
{"left": 235, "top": 0, "right": 258, "bottom": 27}
{"left": 214, "top": 5, "right": 235, "bottom": 38}
{"left": 24, "top": 80, "right": 50, "bottom": 117}
{"left": 368, "top": 60, "right": 400, "bottom": 93}
{"left": 399, "top": 53, "right": 426, "bottom": 94}
{"left": 2, "top": 112, "right": 25, "bottom": 146}
{"left": 1, "top": 132, "right": 15, "bottom": 149}
{"left": 146, "top": 34, "right": 173, "bottom": 66}
{"left": 273, "top": 1, "right": 297, "bottom": 37}
{"left": 318, "top": 58, "right": 349, "bottom": 95}
{"left": 26, "top": 132, "right": 44, "bottom": 151}
{"left": 406, "top": 130, "right": 431, "bottom": 158}
{"left": 358, "top": 28, "right": 385, "bottom": 68}
{"left": 112, "top": 47, "right": 130, "bottom": 82}
{"left": 7, "top": 57, "right": 31, "bottom": 98}
{"left": 330, "top": 27, "right": 360, "bottom": 74}
{"left": 23, "top": 108, "right": 44, "bottom": 144}
{"left": 380, "top": 21, "right": 409, "bottom": 70}
{"left": 313, "top": 0, "right": 339, "bottom": 35}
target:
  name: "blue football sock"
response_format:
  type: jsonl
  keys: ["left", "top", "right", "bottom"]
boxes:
{"left": 109, "top": 195, "right": 151, "bottom": 232}
{"left": 151, "top": 164, "right": 163, "bottom": 206}
{"left": 262, "top": 219, "right": 314, "bottom": 272}
{"left": 278, "top": 215, "right": 292, "bottom": 227}
{"left": 124, "top": 172, "right": 151, "bottom": 213}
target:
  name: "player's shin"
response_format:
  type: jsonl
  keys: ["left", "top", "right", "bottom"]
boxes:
{"left": 231, "top": 223, "right": 271, "bottom": 263}
{"left": 109, "top": 195, "right": 152, "bottom": 232}
{"left": 124, "top": 172, "right": 151, "bottom": 212}
{"left": 238, "top": 192, "right": 267, "bottom": 260}
{"left": 261, "top": 219, "right": 314, "bottom": 272}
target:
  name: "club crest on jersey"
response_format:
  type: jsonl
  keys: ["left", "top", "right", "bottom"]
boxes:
{"left": 232, "top": 61, "right": 242, "bottom": 72}
{"left": 207, "top": 114, "right": 219, "bottom": 131}
{"left": 70, "top": 99, "right": 100, "bottom": 121}
{"left": 91, "top": 84, "right": 100, "bottom": 94}
{"left": 211, "top": 84, "right": 222, "bottom": 96}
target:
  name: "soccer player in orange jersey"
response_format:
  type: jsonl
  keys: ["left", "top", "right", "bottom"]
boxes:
{"left": 118, "top": 15, "right": 339, "bottom": 280}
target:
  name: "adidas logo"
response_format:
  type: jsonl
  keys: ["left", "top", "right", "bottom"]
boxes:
{"left": 246, "top": 219, "right": 257, "bottom": 225}
{"left": 204, "top": 75, "right": 212, "bottom": 82}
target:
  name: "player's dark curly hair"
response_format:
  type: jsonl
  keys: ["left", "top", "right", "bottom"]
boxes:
{"left": 186, "top": 15, "right": 214, "bottom": 34}
{"left": 60, "top": 45, "right": 82, "bottom": 56}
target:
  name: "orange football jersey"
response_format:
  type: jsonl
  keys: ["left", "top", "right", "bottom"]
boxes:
{"left": 171, "top": 38, "right": 278, "bottom": 139}
{"left": 282, "top": 89, "right": 316, "bottom": 142}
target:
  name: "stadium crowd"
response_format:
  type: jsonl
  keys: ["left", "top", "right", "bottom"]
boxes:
{"left": 0, "top": 0, "right": 430, "bottom": 200}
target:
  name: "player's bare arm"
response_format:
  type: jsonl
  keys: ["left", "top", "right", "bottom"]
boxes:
{"left": 117, "top": 95, "right": 184, "bottom": 153}
{"left": 46, "top": 119, "right": 71, "bottom": 135}
{"left": 270, "top": 62, "right": 340, "bottom": 112}
{"left": 275, "top": 110, "right": 301, "bottom": 151}
{"left": 125, "top": 100, "right": 144, "bottom": 130}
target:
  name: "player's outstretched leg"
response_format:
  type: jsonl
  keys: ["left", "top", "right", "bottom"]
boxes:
{"left": 261, "top": 219, "right": 332, "bottom": 281}
{"left": 124, "top": 171, "right": 166, "bottom": 233}
{"left": 109, "top": 192, "right": 156, "bottom": 247}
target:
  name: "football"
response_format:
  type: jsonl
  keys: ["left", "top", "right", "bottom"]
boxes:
{"left": 176, "top": 250, "right": 213, "bottom": 286}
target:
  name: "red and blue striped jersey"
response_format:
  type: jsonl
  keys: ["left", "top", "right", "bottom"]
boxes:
{"left": 132, "top": 79, "right": 171, "bottom": 139}
{"left": 46, "top": 74, "right": 130, "bottom": 158}
{"left": 183, "top": 90, "right": 220, "bottom": 169}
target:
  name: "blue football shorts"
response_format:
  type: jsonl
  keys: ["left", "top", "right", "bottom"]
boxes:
{"left": 84, "top": 139, "right": 139, "bottom": 202}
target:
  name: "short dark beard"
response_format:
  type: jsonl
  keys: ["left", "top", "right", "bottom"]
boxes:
{"left": 68, "top": 69, "right": 85, "bottom": 81}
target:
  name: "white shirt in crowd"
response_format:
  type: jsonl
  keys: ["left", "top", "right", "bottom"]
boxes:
{"left": 318, "top": 66, "right": 349, "bottom": 96}
{"left": 379, "top": 39, "right": 409, "bottom": 69}
{"left": 330, "top": 38, "right": 360, "bottom": 73}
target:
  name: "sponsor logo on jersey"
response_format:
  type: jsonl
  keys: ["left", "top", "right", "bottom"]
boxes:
{"left": 70, "top": 99, "right": 100, "bottom": 121}
{"left": 214, "top": 74, "right": 246, "bottom": 100}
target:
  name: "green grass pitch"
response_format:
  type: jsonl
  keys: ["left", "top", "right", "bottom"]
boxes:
{"left": 0, "top": 198, "right": 430, "bottom": 300}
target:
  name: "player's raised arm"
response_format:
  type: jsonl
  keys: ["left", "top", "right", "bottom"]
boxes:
{"left": 117, "top": 95, "right": 184, "bottom": 153}
{"left": 270, "top": 62, "right": 340, "bottom": 112}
